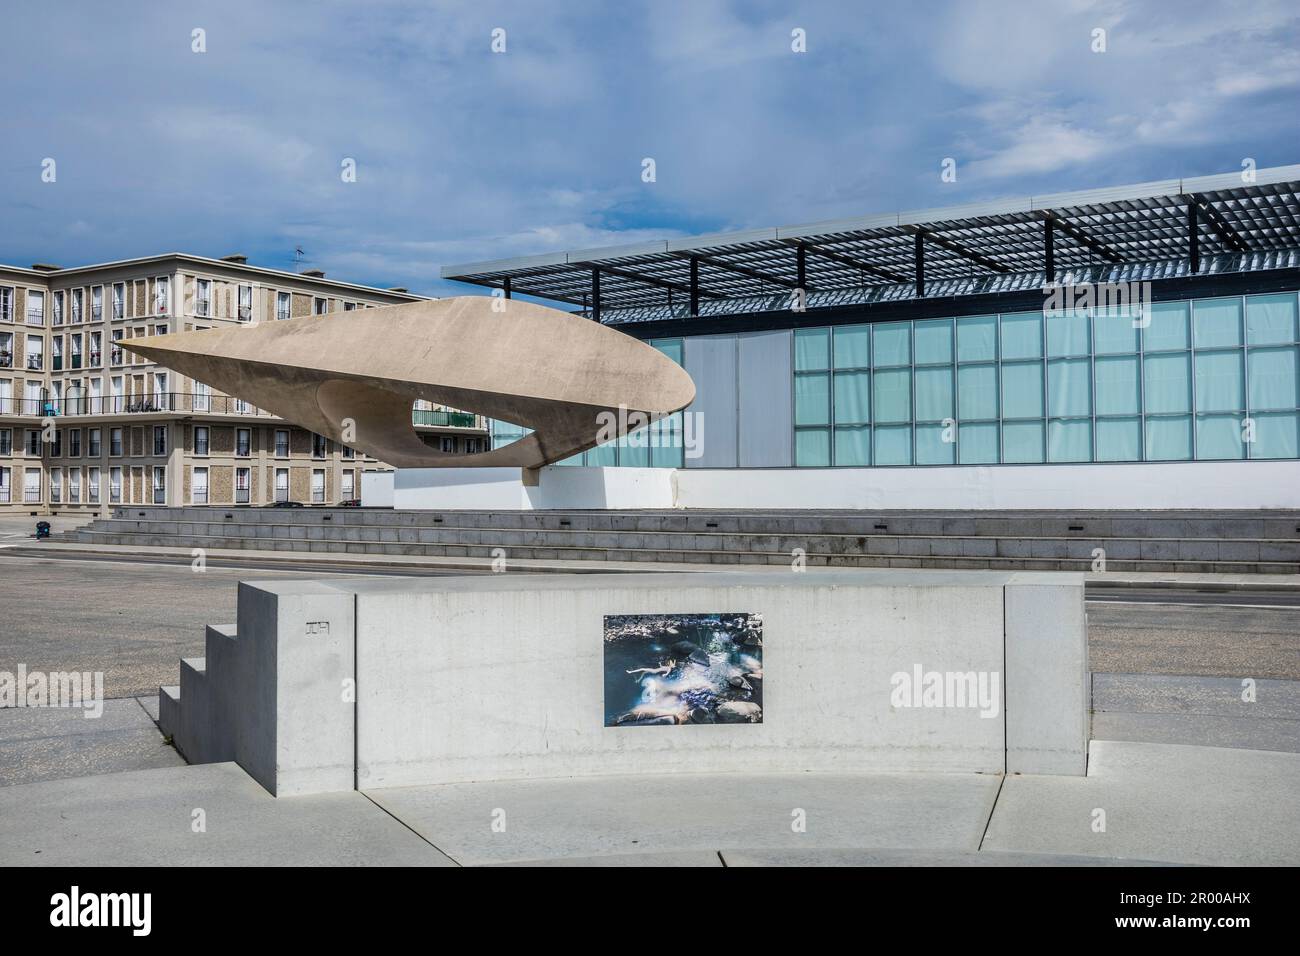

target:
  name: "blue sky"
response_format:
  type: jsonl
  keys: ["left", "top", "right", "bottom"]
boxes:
{"left": 2, "top": 0, "right": 1296, "bottom": 297}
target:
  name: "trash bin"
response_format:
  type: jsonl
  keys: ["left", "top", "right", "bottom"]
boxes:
{"left": 35, "top": 521, "right": 51, "bottom": 540}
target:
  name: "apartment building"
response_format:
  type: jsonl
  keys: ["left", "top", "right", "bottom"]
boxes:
{"left": 0, "top": 253, "right": 488, "bottom": 514}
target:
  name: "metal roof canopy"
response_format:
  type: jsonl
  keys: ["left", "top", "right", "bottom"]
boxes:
{"left": 442, "top": 166, "right": 1300, "bottom": 321}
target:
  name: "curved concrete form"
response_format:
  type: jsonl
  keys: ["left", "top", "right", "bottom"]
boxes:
{"left": 122, "top": 297, "right": 696, "bottom": 468}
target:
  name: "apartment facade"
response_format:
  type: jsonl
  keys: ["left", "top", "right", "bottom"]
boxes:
{"left": 0, "top": 254, "right": 487, "bottom": 514}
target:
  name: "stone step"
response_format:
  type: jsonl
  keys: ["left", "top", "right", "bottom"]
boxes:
{"left": 158, "top": 685, "right": 180, "bottom": 739}
{"left": 48, "top": 528, "right": 1300, "bottom": 573}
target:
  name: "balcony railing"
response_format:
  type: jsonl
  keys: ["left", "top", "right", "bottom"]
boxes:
{"left": 25, "top": 489, "right": 40, "bottom": 503}
{"left": 0, "top": 351, "right": 12, "bottom": 368}
{"left": 275, "top": 487, "right": 289, "bottom": 502}
{"left": 26, "top": 309, "right": 44, "bottom": 325}
{"left": 0, "top": 488, "right": 10, "bottom": 503}
{"left": 0, "top": 393, "right": 270, "bottom": 417}
{"left": 413, "top": 409, "right": 480, "bottom": 428}
{"left": 193, "top": 489, "right": 208, "bottom": 504}
{"left": 91, "top": 306, "right": 102, "bottom": 321}
{"left": 111, "top": 347, "right": 124, "bottom": 365}
{"left": 235, "top": 487, "right": 250, "bottom": 503}
{"left": 26, "top": 356, "right": 43, "bottom": 370}
{"left": 153, "top": 487, "right": 166, "bottom": 504}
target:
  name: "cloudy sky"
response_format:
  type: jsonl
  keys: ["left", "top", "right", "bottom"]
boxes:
{"left": 2, "top": 0, "right": 1296, "bottom": 296}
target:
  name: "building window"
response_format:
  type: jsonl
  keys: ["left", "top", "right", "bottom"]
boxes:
{"left": 50, "top": 430, "right": 62, "bottom": 457}
{"left": 26, "top": 290, "right": 45, "bottom": 326}
{"left": 238, "top": 284, "right": 253, "bottom": 322}
{"left": 0, "top": 287, "right": 13, "bottom": 323}
{"left": 69, "top": 429, "right": 82, "bottom": 457}
{"left": 194, "top": 426, "right": 209, "bottom": 456}
{"left": 91, "top": 286, "right": 103, "bottom": 322}
{"left": 0, "top": 331, "right": 12, "bottom": 368}
{"left": 88, "top": 428, "right": 101, "bottom": 456}
{"left": 275, "top": 429, "right": 290, "bottom": 457}
{"left": 109, "top": 466, "right": 122, "bottom": 503}
{"left": 311, "top": 468, "right": 326, "bottom": 503}
{"left": 274, "top": 467, "right": 289, "bottom": 502}
{"left": 313, "top": 297, "right": 328, "bottom": 316}
{"left": 112, "top": 283, "right": 126, "bottom": 320}
{"left": 276, "top": 291, "right": 291, "bottom": 321}
{"left": 235, "top": 467, "right": 251, "bottom": 503}
{"left": 192, "top": 466, "right": 208, "bottom": 504}
{"left": 110, "top": 427, "right": 124, "bottom": 457}
{"left": 341, "top": 445, "right": 354, "bottom": 460}
{"left": 89, "top": 331, "right": 102, "bottom": 367}
{"left": 236, "top": 427, "right": 251, "bottom": 457}
{"left": 111, "top": 329, "right": 124, "bottom": 365}
{"left": 53, "top": 291, "right": 64, "bottom": 326}
{"left": 344, "top": 302, "right": 357, "bottom": 312}
{"left": 193, "top": 381, "right": 210, "bottom": 412}
{"left": 70, "top": 333, "right": 83, "bottom": 369}
{"left": 50, "top": 468, "right": 62, "bottom": 503}
{"left": 0, "top": 428, "right": 10, "bottom": 455}
{"left": 0, "top": 466, "right": 10, "bottom": 503}
{"left": 195, "top": 278, "right": 212, "bottom": 317}
{"left": 25, "top": 335, "right": 43, "bottom": 370}
{"left": 341, "top": 469, "right": 354, "bottom": 500}
{"left": 88, "top": 467, "right": 100, "bottom": 503}
{"left": 71, "top": 288, "right": 84, "bottom": 323}
{"left": 24, "top": 468, "right": 41, "bottom": 502}
{"left": 68, "top": 469, "right": 81, "bottom": 503}
{"left": 152, "top": 466, "right": 166, "bottom": 504}
{"left": 154, "top": 276, "right": 170, "bottom": 315}
{"left": 312, "top": 433, "right": 328, "bottom": 458}
{"left": 153, "top": 425, "right": 168, "bottom": 456}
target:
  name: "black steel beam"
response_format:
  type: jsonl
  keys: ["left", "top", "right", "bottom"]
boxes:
{"left": 915, "top": 232, "right": 925, "bottom": 297}
{"left": 502, "top": 277, "right": 511, "bottom": 299}
{"left": 796, "top": 242, "right": 807, "bottom": 290}
{"left": 1038, "top": 212, "right": 1124, "bottom": 263}
{"left": 1188, "top": 201, "right": 1200, "bottom": 273}
{"left": 909, "top": 226, "right": 1011, "bottom": 274}
{"left": 670, "top": 250, "right": 799, "bottom": 289}
{"left": 781, "top": 238, "right": 907, "bottom": 283}
{"left": 1185, "top": 194, "right": 1249, "bottom": 252}
{"left": 689, "top": 256, "right": 699, "bottom": 315}
{"left": 1044, "top": 217, "right": 1055, "bottom": 283}
{"left": 591, "top": 267, "right": 601, "bottom": 321}
{"left": 570, "top": 260, "right": 722, "bottom": 300}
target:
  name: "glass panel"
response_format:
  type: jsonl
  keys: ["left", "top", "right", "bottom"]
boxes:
{"left": 1048, "top": 419, "right": 1091, "bottom": 462}
{"left": 872, "top": 322, "right": 911, "bottom": 366}
{"left": 914, "top": 366, "right": 953, "bottom": 421}
{"left": 795, "top": 428, "right": 830, "bottom": 466}
{"left": 915, "top": 422, "right": 955, "bottom": 464}
{"left": 957, "top": 364, "right": 998, "bottom": 420}
{"left": 958, "top": 422, "right": 998, "bottom": 464}
{"left": 1046, "top": 310, "right": 1089, "bottom": 357}
{"left": 651, "top": 339, "right": 683, "bottom": 364}
{"left": 650, "top": 414, "right": 685, "bottom": 468}
{"left": 794, "top": 328, "right": 829, "bottom": 371}
{"left": 1196, "top": 413, "right": 1245, "bottom": 460}
{"left": 1002, "top": 420, "right": 1044, "bottom": 463}
{"left": 832, "top": 325, "right": 871, "bottom": 368}
{"left": 586, "top": 443, "right": 617, "bottom": 466}
{"left": 1144, "top": 301, "right": 1190, "bottom": 351}
{"left": 1251, "top": 411, "right": 1299, "bottom": 459}
{"left": 1143, "top": 353, "right": 1192, "bottom": 414}
{"left": 618, "top": 437, "right": 650, "bottom": 467}
{"left": 1094, "top": 355, "right": 1140, "bottom": 416}
{"left": 1096, "top": 417, "right": 1141, "bottom": 461}
{"left": 873, "top": 368, "right": 911, "bottom": 423}
{"left": 1145, "top": 416, "right": 1193, "bottom": 460}
{"left": 1001, "top": 361, "right": 1044, "bottom": 418}
{"left": 1193, "top": 297, "right": 1243, "bottom": 348}
{"left": 1094, "top": 307, "right": 1140, "bottom": 354}
{"left": 1194, "top": 350, "right": 1244, "bottom": 412}
{"left": 833, "top": 370, "right": 870, "bottom": 424}
{"left": 833, "top": 426, "right": 870, "bottom": 466}
{"left": 1248, "top": 346, "right": 1299, "bottom": 410}
{"left": 957, "top": 315, "right": 997, "bottom": 362}
{"left": 1047, "top": 358, "right": 1090, "bottom": 418}
{"left": 1000, "top": 312, "right": 1043, "bottom": 360}
{"left": 873, "top": 424, "right": 912, "bottom": 465}
{"left": 1245, "top": 293, "right": 1298, "bottom": 346}
{"left": 914, "top": 318, "right": 953, "bottom": 365}
{"left": 794, "top": 372, "right": 830, "bottom": 425}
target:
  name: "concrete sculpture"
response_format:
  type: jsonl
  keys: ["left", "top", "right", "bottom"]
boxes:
{"left": 123, "top": 296, "right": 696, "bottom": 469}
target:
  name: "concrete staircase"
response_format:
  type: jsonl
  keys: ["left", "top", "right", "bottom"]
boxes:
{"left": 158, "top": 623, "right": 239, "bottom": 764}
{"left": 57, "top": 505, "right": 1300, "bottom": 573}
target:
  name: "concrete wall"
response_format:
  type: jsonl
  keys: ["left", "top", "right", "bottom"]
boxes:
{"left": 361, "top": 470, "right": 395, "bottom": 508}
{"left": 388, "top": 459, "right": 1300, "bottom": 511}
{"left": 169, "top": 570, "right": 1087, "bottom": 795}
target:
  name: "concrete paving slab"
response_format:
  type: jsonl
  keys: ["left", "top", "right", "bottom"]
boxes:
{"left": 1091, "top": 712, "right": 1300, "bottom": 753}
{"left": 719, "top": 848, "right": 1173, "bottom": 866}
{"left": 0, "top": 763, "right": 457, "bottom": 867}
{"left": 492, "top": 850, "right": 724, "bottom": 867}
{"left": 0, "top": 699, "right": 185, "bottom": 786}
{"left": 136, "top": 694, "right": 160, "bottom": 722}
{"left": 1093, "top": 673, "right": 1300, "bottom": 720}
{"left": 983, "top": 740, "right": 1300, "bottom": 866}
{"left": 366, "top": 771, "right": 1002, "bottom": 866}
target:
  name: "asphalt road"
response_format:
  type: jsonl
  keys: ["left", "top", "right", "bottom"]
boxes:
{"left": 1, "top": 552, "right": 1299, "bottom": 698}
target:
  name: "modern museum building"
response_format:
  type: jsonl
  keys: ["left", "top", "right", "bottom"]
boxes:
{"left": 435, "top": 165, "right": 1300, "bottom": 510}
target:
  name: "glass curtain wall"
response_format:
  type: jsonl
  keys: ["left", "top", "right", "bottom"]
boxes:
{"left": 793, "top": 292, "right": 1299, "bottom": 466}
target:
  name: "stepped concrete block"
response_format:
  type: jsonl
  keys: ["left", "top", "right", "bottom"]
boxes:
{"left": 177, "top": 657, "right": 212, "bottom": 764}
{"left": 1004, "top": 578, "right": 1088, "bottom": 775}
{"left": 158, "top": 685, "right": 180, "bottom": 739}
